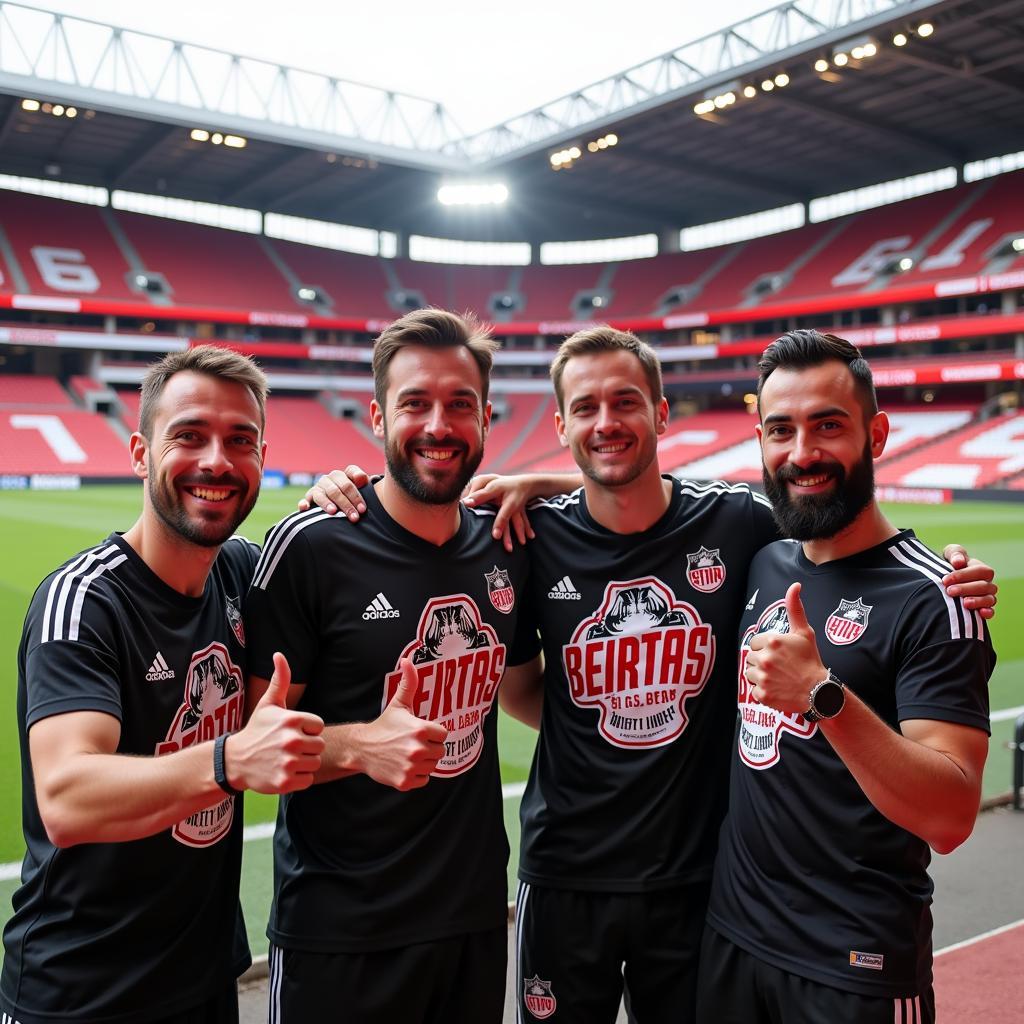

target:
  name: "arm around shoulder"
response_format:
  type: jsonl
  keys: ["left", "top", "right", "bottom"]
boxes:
{"left": 500, "top": 654, "right": 544, "bottom": 730}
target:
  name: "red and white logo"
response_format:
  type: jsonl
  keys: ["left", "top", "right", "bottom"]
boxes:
{"left": 561, "top": 576, "right": 716, "bottom": 749}
{"left": 523, "top": 975, "right": 557, "bottom": 1019}
{"left": 825, "top": 597, "right": 872, "bottom": 646}
{"left": 484, "top": 565, "right": 515, "bottom": 614}
{"left": 686, "top": 546, "right": 726, "bottom": 593}
{"left": 383, "top": 594, "right": 507, "bottom": 776}
{"left": 737, "top": 601, "right": 815, "bottom": 770}
{"left": 226, "top": 595, "right": 245, "bottom": 647}
{"left": 156, "top": 641, "right": 244, "bottom": 847}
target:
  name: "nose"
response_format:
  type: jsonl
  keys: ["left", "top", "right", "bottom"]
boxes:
{"left": 198, "top": 437, "right": 233, "bottom": 476}
{"left": 789, "top": 429, "right": 820, "bottom": 469}
{"left": 595, "top": 402, "right": 620, "bottom": 433}
{"left": 425, "top": 401, "right": 452, "bottom": 438}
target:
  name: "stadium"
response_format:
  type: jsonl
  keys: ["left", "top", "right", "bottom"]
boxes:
{"left": 0, "top": 0, "right": 1021, "bottom": 1019}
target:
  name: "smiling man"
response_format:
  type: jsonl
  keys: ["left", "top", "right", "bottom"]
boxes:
{"left": 1, "top": 346, "right": 325, "bottom": 1024}
{"left": 244, "top": 309, "right": 536, "bottom": 1024}
{"left": 698, "top": 330, "right": 995, "bottom": 1024}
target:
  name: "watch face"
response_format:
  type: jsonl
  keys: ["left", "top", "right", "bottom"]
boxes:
{"left": 814, "top": 679, "right": 845, "bottom": 718}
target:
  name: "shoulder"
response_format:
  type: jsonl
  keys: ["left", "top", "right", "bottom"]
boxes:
{"left": 27, "top": 538, "right": 131, "bottom": 647}
{"left": 673, "top": 477, "right": 773, "bottom": 515}
{"left": 527, "top": 487, "right": 585, "bottom": 518}
{"left": 251, "top": 508, "right": 345, "bottom": 591}
{"left": 218, "top": 534, "right": 261, "bottom": 578}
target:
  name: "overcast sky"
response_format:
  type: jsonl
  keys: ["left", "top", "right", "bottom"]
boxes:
{"left": 43, "top": 0, "right": 773, "bottom": 134}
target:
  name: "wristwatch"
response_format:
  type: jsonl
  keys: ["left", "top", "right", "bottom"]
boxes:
{"left": 213, "top": 734, "right": 241, "bottom": 796}
{"left": 805, "top": 669, "right": 846, "bottom": 722}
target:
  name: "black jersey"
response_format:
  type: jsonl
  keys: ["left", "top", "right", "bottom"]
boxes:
{"left": 245, "top": 483, "right": 535, "bottom": 954}
{"left": 2, "top": 533, "right": 257, "bottom": 1024}
{"left": 707, "top": 530, "right": 994, "bottom": 999}
{"left": 518, "top": 478, "right": 779, "bottom": 891}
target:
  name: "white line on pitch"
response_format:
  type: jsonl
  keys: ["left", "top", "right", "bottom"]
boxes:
{"left": 990, "top": 705, "right": 1024, "bottom": 723}
{"left": 935, "top": 917, "right": 1024, "bottom": 956}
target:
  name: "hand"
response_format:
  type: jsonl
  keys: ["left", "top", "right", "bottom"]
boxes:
{"left": 745, "top": 583, "right": 827, "bottom": 716}
{"left": 463, "top": 473, "right": 535, "bottom": 553}
{"left": 355, "top": 659, "right": 447, "bottom": 791}
{"left": 941, "top": 545, "right": 997, "bottom": 620}
{"left": 298, "top": 466, "right": 371, "bottom": 519}
{"left": 227, "top": 653, "right": 325, "bottom": 794}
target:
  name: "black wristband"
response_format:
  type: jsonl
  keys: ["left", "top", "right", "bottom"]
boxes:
{"left": 213, "top": 734, "right": 241, "bottom": 796}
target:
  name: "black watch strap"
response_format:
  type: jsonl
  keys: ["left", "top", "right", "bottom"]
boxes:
{"left": 213, "top": 734, "right": 241, "bottom": 796}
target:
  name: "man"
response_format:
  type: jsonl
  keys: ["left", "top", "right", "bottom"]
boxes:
{"left": 698, "top": 330, "right": 995, "bottom": 1024}
{"left": 1, "top": 346, "right": 325, "bottom": 1024}
{"left": 309, "top": 326, "right": 995, "bottom": 1024}
{"left": 244, "top": 309, "right": 536, "bottom": 1024}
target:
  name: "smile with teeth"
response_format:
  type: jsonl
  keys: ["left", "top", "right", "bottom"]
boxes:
{"left": 185, "top": 485, "right": 234, "bottom": 502}
{"left": 418, "top": 448, "right": 459, "bottom": 462}
{"left": 790, "top": 474, "right": 832, "bottom": 487}
{"left": 593, "top": 442, "right": 629, "bottom": 454}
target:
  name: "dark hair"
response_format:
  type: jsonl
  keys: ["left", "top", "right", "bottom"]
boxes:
{"left": 550, "top": 325, "right": 664, "bottom": 413}
{"left": 139, "top": 344, "right": 268, "bottom": 439}
{"left": 372, "top": 308, "right": 499, "bottom": 408}
{"left": 756, "top": 329, "right": 877, "bottom": 419}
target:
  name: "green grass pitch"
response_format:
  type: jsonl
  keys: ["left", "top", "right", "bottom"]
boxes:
{"left": 0, "top": 485, "right": 1020, "bottom": 956}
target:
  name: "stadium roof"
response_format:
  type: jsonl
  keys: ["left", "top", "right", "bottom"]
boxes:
{"left": 0, "top": 0, "right": 1022, "bottom": 242}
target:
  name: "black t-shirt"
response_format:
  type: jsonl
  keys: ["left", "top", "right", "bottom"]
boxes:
{"left": 707, "top": 530, "right": 994, "bottom": 998}
{"left": 2, "top": 533, "right": 257, "bottom": 1024}
{"left": 245, "top": 483, "right": 536, "bottom": 953}
{"left": 519, "top": 478, "right": 780, "bottom": 891}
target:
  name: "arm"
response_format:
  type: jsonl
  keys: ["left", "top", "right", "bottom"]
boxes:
{"left": 463, "top": 472, "right": 583, "bottom": 552}
{"left": 499, "top": 654, "right": 544, "bottom": 730}
{"left": 745, "top": 583, "right": 987, "bottom": 854}
{"left": 298, "top": 465, "right": 371, "bottom": 519}
{"left": 32, "top": 653, "right": 324, "bottom": 847}
{"left": 247, "top": 657, "right": 447, "bottom": 791}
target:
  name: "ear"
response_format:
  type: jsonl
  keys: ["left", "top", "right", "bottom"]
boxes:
{"left": 868, "top": 411, "right": 889, "bottom": 460}
{"left": 554, "top": 409, "right": 568, "bottom": 449}
{"left": 481, "top": 399, "right": 492, "bottom": 439}
{"left": 259, "top": 439, "right": 267, "bottom": 471}
{"left": 370, "top": 398, "right": 385, "bottom": 440}
{"left": 656, "top": 396, "right": 669, "bottom": 436}
{"left": 128, "top": 432, "right": 149, "bottom": 480}
{"left": 755, "top": 421, "right": 764, "bottom": 448}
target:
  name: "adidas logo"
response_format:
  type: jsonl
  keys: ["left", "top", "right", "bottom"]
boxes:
{"left": 363, "top": 593, "right": 400, "bottom": 621}
{"left": 145, "top": 652, "right": 176, "bottom": 682}
{"left": 548, "top": 575, "right": 582, "bottom": 600}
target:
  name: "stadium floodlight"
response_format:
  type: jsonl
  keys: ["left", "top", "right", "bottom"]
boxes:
{"left": 52, "top": 104, "right": 64, "bottom": 116}
{"left": 833, "top": 52, "right": 849, "bottom": 66}
{"left": 761, "top": 79, "right": 775, "bottom": 91}
{"left": 743, "top": 84, "right": 757, "bottom": 98}
{"left": 191, "top": 129, "right": 210, "bottom": 142}
{"left": 814, "top": 58, "right": 829, "bottom": 72}
{"left": 224, "top": 135, "right": 246, "bottom": 148}
{"left": 21, "top": 98, "right": 40, "bottom": 111}
{"left": 917, "top": 22, "right": 934, "bottom": 37}
{"left": 436, "top": 182, "right": 509, "bottom": 206}
{"left": 893, "top": 32, "right": 908, "bottom": 46}
{"left": 66, "top": 107, "right": 77, "bottom": 118}
{"left": 774, "top": 72, "right": 789, "bottom": 87}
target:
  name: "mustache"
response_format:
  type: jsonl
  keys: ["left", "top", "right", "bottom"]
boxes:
{"left": 409, "top": 435, "right": 469, "bottom": 453}
{"left": 774, "top": 460, "right": 843, "bottom": 483}
{"left": 177, "top": 474, "right": 247, "bottom": 489}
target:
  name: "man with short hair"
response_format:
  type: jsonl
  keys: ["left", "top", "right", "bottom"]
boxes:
{"left": 245, "top": 309, "right": 536, "bottom": 1024}
{"left": 310, "top": 324, "right": 995, "bottom": 1024}
{"left": 1, "top": 345, "right": 325, "bottom": 1024}
{"left": 698, "top": 330, "right": 995, "bottom": 1024}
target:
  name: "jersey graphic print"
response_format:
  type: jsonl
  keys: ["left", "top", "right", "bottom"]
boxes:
{"left": 523, "top": 975, "right": 557, "bottom": 1019}
{"left": 825, "top": 597, "right": 872, "bottom": 646}
{"left": 737, "top": 601, "right": 816, "bottom": 769}
{"left": 225, "top": 595, "right": 245, "bottom": 647}
{"left": 686, "top": 546, "right": 727, "bottom": 593}
{"left": 383, "top": 594, "right": 507, "bottom": 776}
{"left": 561, "top": 577, "right": 715, "bottom": 748}
{"left": 155, "top": 641, "right": 244, "bottom": 847}
{"left": 484, "top": 565, "right": 516, "bottom": 614}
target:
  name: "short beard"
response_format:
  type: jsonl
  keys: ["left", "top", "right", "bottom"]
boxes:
{"left": 385, "top": 434, "right": 483, "bottom": 506}
{"left": 149, "top": 474, "right": 254, "bottom": 548}
{"left": 763, "top": 441, "right": 875, "bottom": 541}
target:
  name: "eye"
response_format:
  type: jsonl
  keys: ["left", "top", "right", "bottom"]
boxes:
{"left": 176, "top": 430, "right": 199, "bottom": 442}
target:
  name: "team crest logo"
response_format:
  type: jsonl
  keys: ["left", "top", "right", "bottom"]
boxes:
{"left": 484, "top": 565, "right": 515, "bottom": 614}
{"left": 156, "top": 642, "right": 245, "bottom": 847}
{"left": 226, "top": 595, "right": 245, "bottom": 647}
{"left": 686, "top": 546, "right": 726, "bottom": 593}
{"left": 737, "top": 601, "right": 815, "bottom": 770}
{"left": 383, "top": 594, "right": 507, "bottom": 776}
{"left": 825, "top": 598, "right": 872, "bottom": 646}
{"left": 562, "top": 576, "right": 716, "bottom": 749}
{"left": 523, "top": 976, "right": 557, "bottom": 1019}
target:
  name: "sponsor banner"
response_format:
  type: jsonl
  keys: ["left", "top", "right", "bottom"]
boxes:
{"left": 0, "top": 475, "right": 29, "bottom": 490}
{"left": 261, "top": 470, "right": 287, "bottom": 489}
{"left": 30, "top": 474, "right": 81, "bottom": 490}
{"left": 876, "top": 486, "right": 951, "bottom": 505}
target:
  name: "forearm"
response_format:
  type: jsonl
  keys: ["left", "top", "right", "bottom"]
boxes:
{"left": 499, "top": 690, "right": 542, "bottom": 730}
{"left": 38, "top": 743, "right": 224, "bottom": 846}
{"left": 820, "top": 691, "right": 981, "bottom": 853}
{"left": 313, "top": 721, "right": 365, "bottom": 783}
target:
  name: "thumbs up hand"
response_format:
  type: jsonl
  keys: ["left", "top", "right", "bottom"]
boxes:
{"left": 744, "top": 583, "right": 827, "bottom": 716}
{"left": 351, "top": 659, "right": 448, "bottom": 792}
{"left": 227, "top": 653, "right": 325, "bottom": 794}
